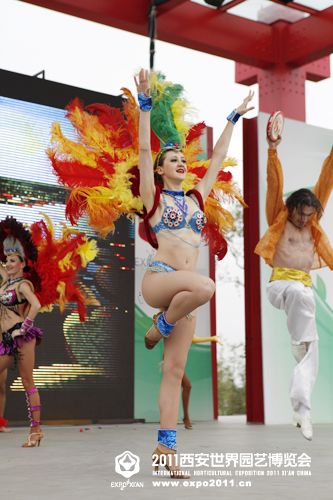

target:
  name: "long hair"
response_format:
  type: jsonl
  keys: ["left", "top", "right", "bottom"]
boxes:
{"left": 286, "top": 188, "right": 323, "bottom": 219}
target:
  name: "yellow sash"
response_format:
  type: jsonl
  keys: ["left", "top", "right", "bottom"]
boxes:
{"left": 270, "top": 267, "right": 312, "bottom": 287}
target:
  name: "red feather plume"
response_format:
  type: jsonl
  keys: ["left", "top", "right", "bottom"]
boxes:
{"left": 49, "top": 154, "right": 108, "bottom": 188}
{"left": 186, "top": 122, "right": 206, "bottom": 144}
{"left": 217, "top": 170, "right": 233, "bottom": 182}
{"left": 65, "top": 193, "right": 87, "bottom": 226}
{"left": 202, "top": 223, "right": 228, "bottom": 261}
{"left": 190, "top": 166, "right": 208, "bottom": 180}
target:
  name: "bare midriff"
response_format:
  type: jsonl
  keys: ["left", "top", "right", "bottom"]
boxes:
{"left": 272, "top": 220, "right": 315, "bottom": 273}
{"left": 149, "top": 196, "right": 202, "bottom": 271}
{"left": 0, "top": 285, "right": 26, "bottom": 334}
{"left": 153, "top": 236, "right": 200, "bottom": 271}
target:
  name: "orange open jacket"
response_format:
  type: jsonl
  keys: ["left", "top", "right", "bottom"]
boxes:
{"left": 255, "top": 148, "right": 333, "bottom": 270}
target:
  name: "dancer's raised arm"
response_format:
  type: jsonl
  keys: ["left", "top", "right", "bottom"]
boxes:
{"left": 195, "top": 91, "right": 254, "bottom": 201}
{"left": 134, "top": 68, "right": 156, "bottom": 212}
{"left": 266, "top": 136, "right": 284, "bottom": 226}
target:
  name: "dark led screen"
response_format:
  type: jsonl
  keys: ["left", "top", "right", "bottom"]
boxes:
{"left": 0, "top": 70, "right": 134, "bottom": 423}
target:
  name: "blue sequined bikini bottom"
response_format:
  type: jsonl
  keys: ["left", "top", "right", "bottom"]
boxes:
{"left": 145, "top": 259, "right": 176, "bottom": 273}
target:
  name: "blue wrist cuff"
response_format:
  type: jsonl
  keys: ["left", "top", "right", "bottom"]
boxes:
{"left": 138, "top": 92, "right": 152, "bottom": 111}
{"left": 227, "top": 109, "right": 241, "bottom": 125}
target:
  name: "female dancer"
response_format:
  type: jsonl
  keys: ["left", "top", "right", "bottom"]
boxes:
{"left": 135, "top": 69, "right": 253, "bottom": 476}
{"left": 0, "top": 241, "right": 42, "bottom": 446}
{"left": 0, "top": 216, "right": 97, "bottom": 447}
{"left": 48, "top": 69, "right": 253, "bottom": 476}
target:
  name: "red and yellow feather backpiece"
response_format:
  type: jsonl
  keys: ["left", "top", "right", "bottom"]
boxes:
{"left": 48, "top": 73, "right": 246, "bottom": 259}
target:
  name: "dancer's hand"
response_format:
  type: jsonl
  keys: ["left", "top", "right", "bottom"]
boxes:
{"left": 235, "top": 90, "right": 255, "bottom": 116}
{"left": 0, "top": 261, "right": 8, "bottom": 281}
{"left": 134, "top": 68, "right": 150, "bottom": 96}
{"left": 267, "top": 136, "right": 282, "bottom": 149}
{"left": 20, "top": 317, "right": 34, "bottom": 335}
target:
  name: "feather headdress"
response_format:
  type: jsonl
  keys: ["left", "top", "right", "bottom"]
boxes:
{"left": 0, "top": 216, "right": 98, "bottom": 321}
{"left": 48, "top": 73, "right": 245, "bottom": 259}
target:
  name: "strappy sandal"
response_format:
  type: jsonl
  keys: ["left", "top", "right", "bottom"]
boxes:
{"left": 144, "top": 312, "right": 163, "bottom": 350}
{"left": 152, "top": 444, "right": 190, "bottom": 479}
{"left": 22, "top": 431, "right": 44, "bottom": 448}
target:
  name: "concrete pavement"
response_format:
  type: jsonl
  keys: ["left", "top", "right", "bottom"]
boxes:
{"left": 1, "top": 420, "right": 332, "bottom": 500}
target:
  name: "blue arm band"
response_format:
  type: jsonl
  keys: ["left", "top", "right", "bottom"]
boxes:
{"left": 227, "top": 109, "right": 241, "bottom": 125}
{"left": 138, "top": 92, "right": 152, "bottom": 112}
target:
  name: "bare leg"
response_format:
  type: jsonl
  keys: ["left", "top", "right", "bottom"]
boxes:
{"left": 181, "top": 372, "right": 192, "bottom": 429}
{"left": 142, "top": 268, "right": 213, "bottom": 471}
{"left": 159, "top": 315, "right": 196, "bottom": 428}
{"left": 0, "top": 369, "right": 8, "bottom": 416}
{"left": 0, "top": 357, "right": 14, "bottom": 375}
{"left": 152, "top": 316, "right": 196, "bottom": 478}
{"left": 142, "top": 271, "right": 214, "bottom": 345}
{"left": 17, "top": 339, "right": 43, "bottom": 446}
{"left": 142, "top": 270, "right": 215, "bottom": 324}
{"left": 0, "top": 360, "right": 13, "bottom": 432}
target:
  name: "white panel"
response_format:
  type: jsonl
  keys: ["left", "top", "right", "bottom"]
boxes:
{"left": 258, "top": 112, "right": 333, "bottom": 424}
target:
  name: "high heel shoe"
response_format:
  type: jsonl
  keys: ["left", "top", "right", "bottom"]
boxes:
{"left": 183, "top": 417, "right": 193, "bottom": 430}
{"left": 152, "top": 444, "right": 190, "bottom": 479}
{"left": 144, "top": 313, "right": 163, "bottom": 350}
{"left": 22, "top": 431, "right": 44, "bottom": 448}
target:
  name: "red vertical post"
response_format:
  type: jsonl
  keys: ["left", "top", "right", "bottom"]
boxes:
{"left": 243, "top": 117, "right": 265, "bottom": 423}
{"left": 209, "top": 250, "right": 218, "bottom": 420}
{"left": 206, "top": 126, "right": 218, "bottom": 420}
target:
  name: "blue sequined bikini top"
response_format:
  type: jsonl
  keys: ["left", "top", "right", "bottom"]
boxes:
{"left": 151, "top": 190, "right": 206, "bottom": 234}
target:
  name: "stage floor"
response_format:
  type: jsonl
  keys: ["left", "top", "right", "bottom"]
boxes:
{"left": 1, "top": 420, "right": 332, "bottom": 500}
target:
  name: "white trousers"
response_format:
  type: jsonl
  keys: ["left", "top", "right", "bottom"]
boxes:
{"left": 266, "top": 280, "right": 319, "bottom": 416}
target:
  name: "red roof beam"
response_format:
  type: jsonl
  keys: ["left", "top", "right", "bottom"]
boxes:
{"left": 155, "top": 3, "right": 275, "bottom": 68}
{"left": 285, "top": 6, "right": 333, "bottom": 67}
{"left": 21, "top": 0, "right": 275, "bottom": 68}
{"left": 19, "top": 0, "right": 150, "bottom": 35}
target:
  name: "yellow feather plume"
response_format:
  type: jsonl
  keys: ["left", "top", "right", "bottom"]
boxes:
{"left": 204, "top": 197, "right": 235, "bottom": 233}
{"left": 76, "top": 239, "right": 98, "bottom": 268}
{"left": 49, "top": 122, "right": 97, "bottom": 167}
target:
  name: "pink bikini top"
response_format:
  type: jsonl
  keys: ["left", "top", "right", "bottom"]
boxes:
{"left": 0, "top": 289, "right": 27, "bottom": 308}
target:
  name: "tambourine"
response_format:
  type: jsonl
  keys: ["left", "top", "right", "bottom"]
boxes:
{"left": 267, "top": 111, "right": 284, "bottom": 142}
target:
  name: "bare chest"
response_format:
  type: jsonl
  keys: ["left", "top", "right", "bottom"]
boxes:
{"left": 279, "top": 222, "right": 314, "bottom": 251}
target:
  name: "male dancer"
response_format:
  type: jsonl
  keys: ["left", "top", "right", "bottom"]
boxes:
{"left": 255, "top": 136, "right": 333, "bottom": 440}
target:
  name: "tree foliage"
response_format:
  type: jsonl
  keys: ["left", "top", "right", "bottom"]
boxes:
{"left": 218, "top": 343, "right": 246, "bottom": 415}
